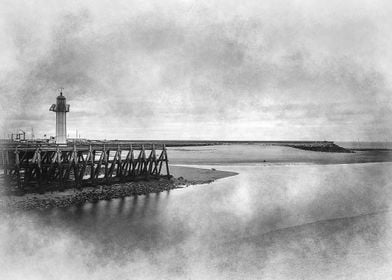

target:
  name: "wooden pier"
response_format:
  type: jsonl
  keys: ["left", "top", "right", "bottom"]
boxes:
{"left": 0, "top": 142, "right": 170, "bottom": 194}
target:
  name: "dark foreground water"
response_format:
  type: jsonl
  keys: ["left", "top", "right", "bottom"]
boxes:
{"left": 1, "top": 162, "right": 392, "bottom": 279}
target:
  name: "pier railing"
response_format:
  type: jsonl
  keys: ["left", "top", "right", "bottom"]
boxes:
{"left": 0, "top": 143, "right": 170, "bottom": 193}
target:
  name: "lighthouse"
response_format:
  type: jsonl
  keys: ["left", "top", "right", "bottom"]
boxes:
{"left": 49, "top": 90, "right": 70, "bottom": 145}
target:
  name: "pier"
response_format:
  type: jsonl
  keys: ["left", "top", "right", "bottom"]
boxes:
{"left": 0, "top": 142, "right": 170, "bottom": 194}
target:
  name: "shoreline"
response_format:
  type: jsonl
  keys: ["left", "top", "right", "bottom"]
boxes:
{"left": 0, "top": 178, "right": 182, "bottom": 210}
{"left": 2, "top": 143, "right": 391, "bottom": 211}
{"left": 0, "top": 166, "right": 238, "bottom": 210}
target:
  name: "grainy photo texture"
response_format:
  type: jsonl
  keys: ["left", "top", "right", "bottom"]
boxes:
{"left": 1, "top": 0, "right": 392, "bottom": 279}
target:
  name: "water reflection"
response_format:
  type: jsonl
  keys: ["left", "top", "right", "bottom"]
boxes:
{"left": 127, "top": 196, "right": 139, "bottom": 219}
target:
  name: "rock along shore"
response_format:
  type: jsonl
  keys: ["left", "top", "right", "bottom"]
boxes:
{"left": 0, "top": 165, "right": 239, "bottom": 211}
{"left": 0, "top": 177, "right": 195, "bottom": 211}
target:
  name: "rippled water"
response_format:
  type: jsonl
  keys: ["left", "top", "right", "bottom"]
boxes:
{"left": 1, "top": 162, "right": 392, "bottom": 279}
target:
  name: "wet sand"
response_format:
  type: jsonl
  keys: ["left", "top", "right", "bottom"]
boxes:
{"left": 170, "top": 165, "right": 238, "bottom": 183}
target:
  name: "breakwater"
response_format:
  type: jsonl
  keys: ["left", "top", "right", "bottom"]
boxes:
{"left": 284, "top": 142, "right": 352, "bottom": 153}
{"left": 112, "top": 140, "right": 351, "bottom": 152}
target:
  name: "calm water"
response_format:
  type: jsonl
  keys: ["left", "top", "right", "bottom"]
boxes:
{"left": 1, "top": 162, "right": 392, "bottom": 279}
{"left": 337, "top": 141, "right": 392, "bottom": 149}
{"left": 168, "top": 144, "right": 392, "bottom": 165}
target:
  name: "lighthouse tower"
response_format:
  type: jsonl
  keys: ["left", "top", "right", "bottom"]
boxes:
{"left": 49, "top": 90, "right": 70, "bottom": 145}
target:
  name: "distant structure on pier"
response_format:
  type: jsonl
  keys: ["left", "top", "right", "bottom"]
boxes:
{"left": 49, "top": 90, "right": 70, "bottom": 145}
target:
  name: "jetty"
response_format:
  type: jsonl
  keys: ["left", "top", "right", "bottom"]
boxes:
{"left": 0, "top": 142, "right": 170, "bottom": 194}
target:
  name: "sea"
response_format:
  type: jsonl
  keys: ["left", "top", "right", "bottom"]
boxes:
{"left": 337, "top": 141, "right": 392, "bottom": 149}
{"left": 1, "top": 145, "right": 392, "bottom": 279}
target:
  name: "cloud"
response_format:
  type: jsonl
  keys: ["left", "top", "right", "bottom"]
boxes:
{"left": 1, "top": 0, "right": 391, "bottom": 140}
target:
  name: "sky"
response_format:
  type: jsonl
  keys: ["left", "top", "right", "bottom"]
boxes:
{"left": 0, "top": 0, "right": 391, "bottom": 141}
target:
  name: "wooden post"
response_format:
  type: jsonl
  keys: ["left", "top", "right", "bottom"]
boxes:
{"left": 116, "top": 145, "right": 123, "bottom": 180}
{"left": 3, "top": 149, "right": 9, "bottom": 191}
{"left": 152, "top": 147, "right": 161, "bottom": 175}
{"left": 14, "top": 146, "right": 22, "bottom": 191}
{"left": 130, "top": 144, "right": 136, "bottom": 176}
{"left": 104, "top": 145, "right": 109, "bottom": 184}
{"left": 150, "top": 144, "right": 157, "bottom": 175}
{"left": 95, "top": 150, "right": 104, "bottom": 180}
{"left": 122, "top": 145, "right": 132, "bottom": 177}
{"left": 79, "top": 151, "right": 87, "bottom": 186}
{"left": 108, "top": 147, "right": 118, "bottom": 178}
{"left": 158, "top": 149, "right": 164, "bottom": 175}
{"left": 64, "top": 151, "right": 73, "bottom": 181}
{"left": 89, "top": 145, "right": 95, "bottom": 184}
{"left": 146, "top": 149, "right": 152, "bottom": 178}
{"left": 73, "top": 144, "right": 80, "bottom": 189}
{"left": 5, "top": 149, "right": 9, "bottom": 176}
{"left": 135, "top": 147, "right": 143, "bottom": 176}
{"left": 1, "top": 149, "right": 4, "bottom": 174}
{"left": 35, "top": 146, "right": 43, "bottom": 192}
{"left": 141, "top": 145, "right": 147, "bottom": 175}
{"left": 163, "top": 144, "right": 170, "bottom": 178}
{"left": 57, "top": 146, "right": 64, "bottom": 191}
